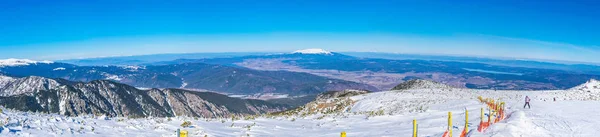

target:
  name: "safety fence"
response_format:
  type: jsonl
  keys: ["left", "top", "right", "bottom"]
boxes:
{"left": 340, "top": 96, "right": 505, "bottom": 137}
{"left": 419, "top": 96, "right": 506, "bottom": 137}
{"left": 176, "top": 96, "right": 507, "bottom": 137}
{"left": 476, "top": 96, "right": 506, "bottom": 133}
{"left": 338, "top": 96, "right": 507, "bottom": 137}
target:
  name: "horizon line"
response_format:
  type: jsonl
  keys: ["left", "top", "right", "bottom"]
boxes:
{"left": 27, "top": 50, "right": 598, "bottom": 66}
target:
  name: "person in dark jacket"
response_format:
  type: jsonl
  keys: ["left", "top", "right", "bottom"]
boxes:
{"left": 524, "top": 96, "right": 531, "bottom": 109}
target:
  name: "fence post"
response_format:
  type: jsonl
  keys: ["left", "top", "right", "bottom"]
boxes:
{"left": 413, "top": 119, "right": 417, "bottom": 137}
{"left": 488, "top": 107, "right": 492, "bottom": 124}
{"left": 449, "top": 112, "right": 453, "bottom": 137}
{"left": 501, "top": 102, "right": 505, "bottom": 120}
{"left": 465, "top": 109, "right": 468, "bottom": 132}
{"left": 480, "top": 108, "right": 483, "bottom": 122}
{"left": 180, "top": 130, "right": 188, "bottom": 137}
{"left": 341, "top": 131, "right": 346, "bottom": 137}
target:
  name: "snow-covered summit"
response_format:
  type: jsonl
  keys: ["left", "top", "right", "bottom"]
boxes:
{"left": 0, "top": 58, "right": 53, "bottom": 67}
{"left": 571, "top": 79, "right": 600, "bottom": 93}
{"left": 292, "top": 49, "right": 333, "bottom": 55}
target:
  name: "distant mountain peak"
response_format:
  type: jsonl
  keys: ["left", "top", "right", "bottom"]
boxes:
{"left": 571, "top": 79, "right": 600, "bottom": 92}
{"left": 292, "top": 49, "right": 332, "bottom": 55}
{"left": 0, "top": 58, "right": 53, "bottom": 67}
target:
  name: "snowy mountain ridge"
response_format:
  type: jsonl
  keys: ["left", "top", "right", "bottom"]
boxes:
{"left": 0, "top": 75, "right": 61, "bottom": 96}
{"left": 0, "top": 75, "right": 289, "bottom": 118}
{"left": 0, "top": 58, "right": 53, "bottom": 67}
{"left": 292, "top": 48, "right": 333, "bottom": 55}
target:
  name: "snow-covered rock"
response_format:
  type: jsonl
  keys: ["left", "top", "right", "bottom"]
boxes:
{"left": 570, "top": 79, "right": 600, "bottom": 93}
{"left": 544, "top": 79, "right": 600, "bottom": 101}
{"left": 0, "top": 58, "right": 53, "bottom": 67}
{"left": 391, "top": 79, "right": 452, "bottom": 90}
{"left": 0, "top": 74, "right": 16, "bottom": 88}
{"left": 0, "top": 76, "right": 61, "bottom": 96}
{"left": 316, "top": 89, "right": 369, "bottom": 101}
{"left": 292, "top": 49, "right": 332, "bottom": 55}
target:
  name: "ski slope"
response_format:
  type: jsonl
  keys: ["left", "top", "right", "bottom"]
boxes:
{"left": 0, "top": 81, "right": 599, "bottom": 136}
{"left": 478, "top": 100, "right": 600, "bottom": 137}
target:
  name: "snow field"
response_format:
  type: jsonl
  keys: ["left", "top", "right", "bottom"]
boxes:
{"left": 0, "top": 84, "right": 599, "bottom": 137}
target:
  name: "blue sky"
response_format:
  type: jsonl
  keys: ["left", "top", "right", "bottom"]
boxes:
{"left": 0, "top": 0, "right": 598, "bottom": 63}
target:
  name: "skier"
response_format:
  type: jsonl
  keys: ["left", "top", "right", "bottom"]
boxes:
{"left": 524, "top": 96, "right": 531, "bottom": 109}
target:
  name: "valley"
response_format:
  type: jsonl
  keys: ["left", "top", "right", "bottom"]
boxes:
{"left": 229, "top": 52, "right": 598, "bottom": 91}
{"left": 237, "top": 58, "right": 491, "bottom": 90}
{"left": 0, "top": 59, "right": 376, "bottom": 96}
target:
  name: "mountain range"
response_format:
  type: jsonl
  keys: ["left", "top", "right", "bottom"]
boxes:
{"left": 4, "top": 49, "right": 600, "bottom": 93}
{"left": 0, "top": 74, "right": 289, "bottom": 118}
{"left": 2, "top": 49, "right": 600, "bottom": 118}
{"left": 146, "top": 50, "right": 600, "bottom": 90}
{"left": 0, "top": 58, "right": 377, "bottom": 96}
{"left": 1, "top": 72, "right": 598, "bottom": 118}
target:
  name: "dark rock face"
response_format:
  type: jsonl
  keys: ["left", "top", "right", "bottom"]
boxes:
{"left": 0, "top": 75, "right": 289, "bottom": 118}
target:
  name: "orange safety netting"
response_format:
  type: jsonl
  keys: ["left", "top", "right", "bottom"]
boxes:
{"left": 442, "top": 131, "right": 450, "bottom": 137}
{"left": 477, "top": 96, "right": 507, "bottom": 133}
{"left": 441, "top": 97, "right": 507, "bottom": 137}
{"left": 459, "top": 128, "right": 468, "bottom": 137}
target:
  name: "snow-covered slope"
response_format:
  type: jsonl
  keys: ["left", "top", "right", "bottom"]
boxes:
{"left": 292, "top": 48, "right": 333, "bottom": 55}
{"left": 1, "top": 79, "right": 600, "bottom": 136}
{"left": 0, "top": 76, "right": 61, "bottom": 96}
{"left": 266, "top": 79, "right": 600, "bottom": 136}
{"left": 0, "top": 75, "right": 15, "bottom": 86}
{"left": 570, "top": 79, "right": 600, "bottom": 93}
{"left": 0, "top": 58, "right": 53, "bottom": 67}
{"left": 541, "top": 79, "right": 600, "bottom": 101}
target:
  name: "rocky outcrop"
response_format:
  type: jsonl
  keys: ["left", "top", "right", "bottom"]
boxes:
{"left": 570, "top": 79, "right": 600, "bottom": 93}
{"left": 316, "top": 89, "right": 370, "bottom": 101}
{"left": 391, "top": 79, "right": 453, "bottom": 90}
